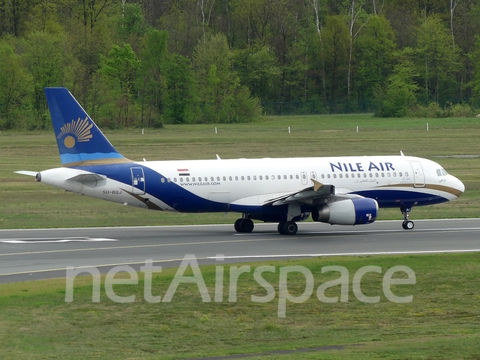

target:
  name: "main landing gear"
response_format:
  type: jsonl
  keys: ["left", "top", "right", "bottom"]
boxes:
{"left": 233, "top": 216, "right": 299, "bottom": 235}
{"left": 401, "top": 207, "right": 414, "bottom": 230}
{"left": 234, "top": 218, "right": 254, "bottom": 233}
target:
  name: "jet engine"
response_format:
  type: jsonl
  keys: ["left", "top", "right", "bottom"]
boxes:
{"left": 312, "top": 198, "right": 378, "bottom": 225}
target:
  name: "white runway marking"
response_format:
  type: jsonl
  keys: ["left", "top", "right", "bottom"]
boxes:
{"left": 208, "top": 248, "right": 480, "bottom": 260}
{"left": 0, "top": 237, "right": 118, "bottom": 244}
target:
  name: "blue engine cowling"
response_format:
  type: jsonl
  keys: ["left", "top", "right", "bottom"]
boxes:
{"left": 312, "top": 198, "right": 378, "bottom": 225}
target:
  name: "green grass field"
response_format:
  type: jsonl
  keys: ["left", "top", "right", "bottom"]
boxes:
{"left": 0, "top": 114, "right": 479, "bottom": 229}
{"left": 0, "top": 253, "right": 479, "bottom": 359}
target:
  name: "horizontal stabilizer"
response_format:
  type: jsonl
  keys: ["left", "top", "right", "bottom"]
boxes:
{"left": 14, "top": 171, "right": 38, "bottom": 177}
{"left": 67, "top": 173, "right": 107, "bottom": 183}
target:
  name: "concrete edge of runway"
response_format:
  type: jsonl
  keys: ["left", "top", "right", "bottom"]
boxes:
{"left": 1, "top": 217, "right": 479, "bottom": 232}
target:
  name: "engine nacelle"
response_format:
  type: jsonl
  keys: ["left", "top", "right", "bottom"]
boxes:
{"left": 312, "top": 198, "right": 378, "bottom": 225}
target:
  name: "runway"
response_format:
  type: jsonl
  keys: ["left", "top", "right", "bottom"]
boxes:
{"left": 1, "top": 218, "right": 480, "bottom": 284}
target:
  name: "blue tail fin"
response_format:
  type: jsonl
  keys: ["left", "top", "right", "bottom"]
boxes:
{"left": 45, "top": 87, "right": 128, "bottom": 166}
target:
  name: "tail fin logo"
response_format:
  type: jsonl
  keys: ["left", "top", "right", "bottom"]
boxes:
{"left": 57, "top": 117, "right": 93, "bottom": 148}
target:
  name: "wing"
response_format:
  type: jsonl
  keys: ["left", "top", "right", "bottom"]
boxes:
{"left": 262, "top": 179, "right": 367, "bottom": 207}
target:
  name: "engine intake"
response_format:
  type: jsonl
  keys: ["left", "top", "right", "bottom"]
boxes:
{"left": 312, "top": 198, "right": 378, "bottom": 225}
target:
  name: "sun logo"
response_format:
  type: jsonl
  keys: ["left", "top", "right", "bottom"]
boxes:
{"left": 57, "top": 117, "right": 93, "bottom": 148}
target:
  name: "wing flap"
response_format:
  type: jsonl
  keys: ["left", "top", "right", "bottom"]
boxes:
{"left": 264, "top": 179, "right": 336, "bottom": 206}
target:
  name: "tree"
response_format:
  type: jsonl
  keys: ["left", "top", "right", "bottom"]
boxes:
{"left": 22, "top": 31, "right": 65, "bottom": 128}
{"left": 355, "top": 15, "right": 396, "bottom": 111}
{"left": 193, "top": 33, "right": 260, "bottom": 122}
{"left": 137, "top": 29, "right": 169, "bottom": 127}
{"left": 322, "top": 15, "right": 349, "bottom": 112}
{"left": 163, "top": 53, "right": 195, "bottom": 124}
{"left": 374, "top": 56, "right": 418, "bottom": 117}
{"left": 417, "top": 15, "right": 460, "bottom": 104}
{"left": 0, "top": 41, "right": 32, "bottom": 129}
{"left": 100, "top": 43, "right": 140, "bottom": 126}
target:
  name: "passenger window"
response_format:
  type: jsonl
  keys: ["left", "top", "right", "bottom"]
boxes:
{"left": 327, "top": 174, "right": 331, "bottom": 178}
{"left": 399, "top": 172, "right": 403, "bottom": 177}
{"left": 161, "top": 178, "right": 165, "bottom": 183}
{"left": 290, "top": 175, "right": 293, "bottom": 179}
{"left": 345, "top": 174, "right": 349, "bottom": 178}
{"left": 387, "top": 173, "right": 391, "bottom": 177}
{"left": 375, "top": 173, "right": 379, "bottom": 178}
{"left": 167, "top": 178, "right": 171, "bottom": 183}
{"left": 180, "top": 177, "right": 183, "bottom": 182}
{"left": 235, "top": 176, "right": 238, "bottom": 181}
{"left": 369, "top": 173, "right": 373, "bottom": 178}
{"left": 296, "top": 174, "right": 299, "bottom": 179}
{"left": 247, "top": 176, "right": 250, "bottom": 180}
{"left": 339, "top": 174, "right": 343, "bottom": 178}
{"left": 186, "top": 177, "right": 189, "bottom": 182}
{"left": 204, "top": 177, "right": 208, "bottom": 182}
{"left": 241, "top": 176, "right": 244, "bottom": 181}
{"left": 266, "top": 175, "right": 269, "bottom": 180}
{"left": 278, "top": 175, "right": 281, "bottom": 180}
{"left": 393, "top": 172, "right": 396, "bottom": 177}
{"left": 333, "top": 174, "right": 337, "bottom": 179}
{"left": 259, "top": 175, "right": 262, "bottom": 180}
{"left": 223, "top": 176, "right": 226, "bottom": 181}
{"left": 381, "top": 173, "right": 385, "bottom": 177}
{"left": 253, "top": 175, "right": 257, "bottom": 180}
{"left": 174, "top": 178, "right": 177, "bottom": 182}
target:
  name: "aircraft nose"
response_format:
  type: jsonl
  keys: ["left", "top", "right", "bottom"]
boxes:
{"left": 452, "top": 176, "right": 465, "bottom": 197}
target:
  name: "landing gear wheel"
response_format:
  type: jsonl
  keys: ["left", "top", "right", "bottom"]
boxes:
{"left": 234, "top": 219, "right": 242, "bottom": 232}
{"left": 241, "top": 219, "right": 254, "bottom": 233}
{"left": 278, "top": 221, "right": 298, "bottom": 235}
{"left": 400, "top": 206, "right": 414, "bottom": 230}
{"left": 234, "top": 218, "right": 254, "bottom": 233}
{"left": 402, "top": 221, "right": 414, "bottom": 230}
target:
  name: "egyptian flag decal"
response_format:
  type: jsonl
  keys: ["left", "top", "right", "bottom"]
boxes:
{"left": 178, "top": 168, "right": 190, "bottom": 176}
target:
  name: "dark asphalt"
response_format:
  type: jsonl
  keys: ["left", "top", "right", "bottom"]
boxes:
{"left": 1, "top": 219, "right": 480, "bottom": 283}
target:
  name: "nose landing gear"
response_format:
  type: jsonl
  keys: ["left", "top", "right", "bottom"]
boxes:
{"left": 401, "top": 207, "right": 414, "bottom": 230}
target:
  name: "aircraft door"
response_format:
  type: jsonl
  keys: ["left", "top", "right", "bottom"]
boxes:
{"left": 310, "top": 171, "right": 317, "bottom": 184}
{"left": 131, "top": 167, "right": 145, "bottom": 194}
{"left": 410, "top": 162, "right": 425, "bottom": 188}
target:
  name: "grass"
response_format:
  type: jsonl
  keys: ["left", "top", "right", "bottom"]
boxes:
{"left": 0, "top": 253, "right": 479, "bottom": 359}
{"left": 1, "top": 114, "right": 479, "bottom": 229}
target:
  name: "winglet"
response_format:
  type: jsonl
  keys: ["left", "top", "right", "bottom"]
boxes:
{"left": 400, "top": 150, "right": 405, "bottom": 156}
{"left": 312, "top": 179, "right": 323, "bottom": 192}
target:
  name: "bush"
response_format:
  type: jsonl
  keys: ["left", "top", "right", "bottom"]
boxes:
{"left": 407, "top": 103, "right": 444, "bottom": 118}
{"left": 445, "top": 102, "right": 475, "bottom": 117}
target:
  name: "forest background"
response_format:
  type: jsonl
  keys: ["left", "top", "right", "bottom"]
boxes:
{"left": 1, "top": 0, "right": 480, "bottom": 130}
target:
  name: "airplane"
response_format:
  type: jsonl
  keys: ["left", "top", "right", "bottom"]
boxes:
{"left": 15, "top": 87, "right": 465, "bottom": 235}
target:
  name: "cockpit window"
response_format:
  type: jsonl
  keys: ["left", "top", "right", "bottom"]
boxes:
{"left": 442, "top": 169, "right": 448, "bottom": 176}
{"left": 436, "top": 169, "right": 442, "bottom": 177}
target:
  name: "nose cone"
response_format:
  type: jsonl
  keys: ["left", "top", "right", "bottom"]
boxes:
{"left": 451, "top": 176, "right": 465, "bottom": 198}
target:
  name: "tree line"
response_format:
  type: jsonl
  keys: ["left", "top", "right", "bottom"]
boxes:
{"left": 1, "top": 0, "right": 480, "bottom": 129}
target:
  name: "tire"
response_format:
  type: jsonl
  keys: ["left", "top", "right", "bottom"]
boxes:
{"left": 234, "top": 219, "right": 242, "bottom": 232}
{"left": 241, "top": 219, "right": 254, "bottom": 233}
{"left": 405, "top": 221, "right": 414, "bottom": 230}
{"left": 283, "top": 221, "right": 298, "bottom": 235}
{"left": 278, "top": 222, "right": 286, "bottom": 235}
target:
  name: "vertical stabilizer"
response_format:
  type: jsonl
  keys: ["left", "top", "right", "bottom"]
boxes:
{"left": 45, "top": 87, "right": 128, "bottom": 166}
